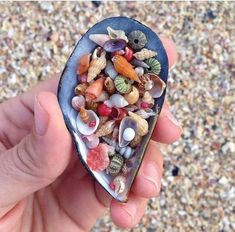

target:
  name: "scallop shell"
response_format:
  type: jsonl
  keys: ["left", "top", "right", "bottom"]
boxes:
{"left": 87, "top": 50, "right": 106, "bottom": 82}
{"left": 133, "top": 48, "right": 157, "bottom": 60}
{"left": 128, "top": 30, "right": 147, "bottom": 50}
{"left": 85, "top": 78, "right": 104, "bottom": 101}
{"left": 142, "top": 91, "right": 154, "bottom": 105}
{"left": 135, "top": 109, "right": 156, "bottom": 119}
{"left": 131, "top": 58, "right": 150, "bottom": 68}
{"left": 149, "top": 73, "right": 166, "bottom": 98}
{"left": 104, "top": 60, "right": 118, "bottom": 79}
{"left": 94, "top": 91, "right": 109, "bottom": 102}
{"left": 138, "top": 74, "right": 154, "bottom": 91}
{"left": 124, "top": 86, "right": 139, "bottom": 105}
{"left": 128, "top": 111, "right": 149, "bottom": 136}
{"left": 77, "top": 53, "right": 91, "bottom": 75}
{"left": 95, "top": 120, "right": 116, "bottom": 137}
{"left": 114, "top": 75, "right": 132, "bottom": 94}
{"left": 76, "top": 110, "right": 100, "bottom": 136}
{"left": 110, "top": 94, "right": 129, "bottom": 108}
{"left": 89, "top": 34, "right": 110, "bottom": 47}
{"left": 74, "top": 83, "right": 89, "bottom": 96}
{"left": 145, "top": 58, "right": 161, "bottom": 75}
{"left": 106, "top": 154, "right": 124, "bottom": 176}
{"left": 107, "top": 26, "right": 128, "bottom": 42}
{"left": 129, "top": 134, "right": 143, "bottom": 148}
{"left": 82, "top": 134, "right": 99, "bottom": 149}
{"left": 103, "top": 39, "right": 126, "bottom": 53}
{"left": 71, "top": 95, "right": 85, "bottom": 111}
{"left": 111, "top": 176, "right": 126, "bottom": 194}
{"left": 112, "top": 55, "right": 140, "bottom": 83}
{"left": 118, "top": 117, "right": 137, "bottom": 148}
{"left": 104, "top": 77, "right": 116, "bottom": 94}
{"left": 135, "top": 67, "right": 144, "bottom": 77}
{"left": 86, "top": 100, "right": 99, "bottom": 112}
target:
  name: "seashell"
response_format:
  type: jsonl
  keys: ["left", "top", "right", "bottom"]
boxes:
{"left": 128, "top": 30, "right": 147, "bottom": 50}
{"left": 77, "top": 53, "right": 91, "bottom": 75}
{"left": 129, "top": 134, "right": 143, "bottom": 148}
{"left": 85, "top": 78, "right": 104, "bottom": 101}
{"left": 94, "top": 91, "right": 109, "bottom": 102}
{"left": 103, "top": 39, "right": 126, "bottom": 53}
{"left": 135, "top": 67, "right": 144, "bottom": 77}
{"left": 110, "top": 176, "right": 126, "bottom": 194}
{"left": 136, "top": 99, "right": 152, "bottom": 110}
{"left": 131, "top": 58, "right": 149, "bottom": 68}
{"left": 145, "top": 58, "right": 161, "bottom": 75}
{"left": 124, "top": 86, "right": 139, "bottom": 105}
{"left": 106, "top": 154, "right": 124, "bottom": 176}
{"left": 110, "top": 94, "right": 129, "bottom": 108}
{"left": 104, "top": 60, "right": 118, "bottom": 79}
{"left": 128, "top": 111, "right": 149, "bottom": 136}
{"left": 103, "top": 99, "right": 113, "bottom": 108}
{"left": 79, "top": 106, "right": 90, "bottom": 124}
{"left": 99, "top": 116, "right": 109, "bottom": 126}
{"left": 114, "top": 75, "right": 132, "bottom": 94}
{"left": 104, "top": 77, "right": 116, "bottom": 94}
{"left": 124, "top": 104, "right": 138, "bottom": 112}
{"left": 107, "top": 26, "right": 128, "bottom": 42}
{"left": 135, "top": 109, "right": 156, "bottom": 119}
{"left": 89, "top": 34, "right": 110, "bottom": 47}
{"left": 112, "top": 55, "right": 140, "bottom": 83}
{"left": 139, "top": 74, "right": 154, "bottom": 91}
{"left": 133, "top": 48, "right": 157, "bottom": 60}
{"left": 149, "top": 73, "right": 166, "bottom": 98}
{"left": 102, "top": 136, "right": 117, "bottom": 147}
{"left": 96, "top": 120, "right": 116, "bottom": 137}
{"left": 142, "top": 91, "right": 154, "bottom": 105}
{"left": 112, "top": 126, "right": 119, "bottom": 140}
{"left": 87, "top": 143, "right": 111, "bottom": 171}
{"left": 97, "top": 103, "right": 112, "bottom": 117}
{"left": 110, "top": 108, "right": 127, "bottom": 122}
{"left": 74, "top": 83, "right": 89, "bottom": 96}
{"left": 119, "top": 117, "right": 137, "bottom": 148}
{"left": 124, "top": 46, "right": 133, "bottom": 61}
{"left": 78, "top": 72, "right": 88, "bottom": 83}
{"left": 116, "top": 144, "right": 135, "bottom": 159}
{"left": 86, "top": 100, "right": 99, "bottom": 112}
{"left": 82, "top": 134, "right": 99, "bottom": 149}
{"left": 71, "top": 95, "right": 85, "bottom": 111}
{"left": 76, "top": 110, "right": 100, "bottom": 136}
{"left": 87, "top": 50, "right": 106, "bottom": 82}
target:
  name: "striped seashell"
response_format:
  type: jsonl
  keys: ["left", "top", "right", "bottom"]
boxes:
{"left": 128, "top": 30, "right": 147, "bottom": 50}
{"left": 107, "top": 26, "right": 128, "bottom": 42}
{"left": 133, "top": 48, "right": 157, "bottom": 60}
{"left": 145, "top": 58, "right": 161, "bottom": 75}
{"left": 106, "top": 154, "right": 124, "bottom": 176}
{"left": 95, "top": 120, "right": 116, "bottom": 137}
{"left": 79, "top": 107, "right": 89, "bottom": 124}
{"left": 114, "top": 75, "right": 132, "bottom": 94}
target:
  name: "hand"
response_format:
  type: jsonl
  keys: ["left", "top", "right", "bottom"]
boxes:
{"left": 0, "top": 37, "right": 181, "bottom": 231}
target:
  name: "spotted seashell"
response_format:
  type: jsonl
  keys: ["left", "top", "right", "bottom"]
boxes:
{"left": 129, "top": 134, "right": 143, "bottom": 148}
{"left": 131, "top": 58, "right": 150, "bottom": 68}
{"left": 128, "top": 30, "right": 147, "bottom": 50}
{"left": 114, "top": 75, "right": 132, "bottom": 94}
{"left": 74, "top": 83, "right": 89, "bottom": 96}
{"left": 133, "top": 48, "right": 157, "bottom": 60}
{"left": 105, "top": 60, "right": 118, "bottom": 79}
{"left": 71, "top": 95, "right": 85, "bottom": 111}
{"left": 145, "top": 58, "right": 161, "bottom": 75}
{"left": 111, "top": 176, "right": 126, "bottom": 194}
{"left": 106, "top": 154, "right": 124, "bottom": 176}
{"left": 135, "top": 109, "right": 156, "bottom": 119}
{"left": 107, "top": 26, "right": 128, "bottom": 42}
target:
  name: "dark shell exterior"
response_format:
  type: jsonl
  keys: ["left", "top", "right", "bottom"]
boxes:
{"left": 57, "top": 17, "right": 168, "bottom": 202}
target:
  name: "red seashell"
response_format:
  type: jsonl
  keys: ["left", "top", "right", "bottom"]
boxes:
{"left": 140, "top": 102, "right": 151, "bottom": 109}
{"left": 97, "top": 103, "right": 112, "bottom": 117}
{"left": 110, "top": 107, "right": 127, "bottom": 122}
{"left": 124, "top": 47, "right": 134, "bottom": 62}
{"left": 89, "top": 120, "right": 96, "bottom": 127}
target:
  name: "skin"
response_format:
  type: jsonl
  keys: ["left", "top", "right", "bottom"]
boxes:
{"left": 0, "top": 37, "right": 181, "bottom": 232}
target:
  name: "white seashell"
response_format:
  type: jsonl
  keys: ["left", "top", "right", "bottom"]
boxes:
{"left": 110, "top": 94, "right": 129, "bottom": 108}
{"left": 149, "top": 75, "right": 166, "bottom": 98}
{"left": 89, "top": 34, "right": 110, "bottom": 47}
{"left": 123, "top": 146, "right": 135, "bottom": 159}
{"left": 112, "top": 176, "right": 126, "bottom": 194}
{"left": 124, "top": 105, "right": 139, "bottom": 112}
{"left": 142, "top": 91, "right": 154, "bottom": 105}
{"left": 145, "top": 80, "right": 154, "bottom": 91}
{"left": 104, "top": 99, "right": 113, "bottom": 107}
{"left": 135, "top": 67, "right": 144, "bottom": 77}
{"left": 123, "top": 128, "right": 135, "bottom": 142}
{"left": 105, "top": 61, "right": 118, "bottom": 79}
{"left": 135, "top": 109, "right": 156, "bottom": 119}
{"left": 76, "top": 110, "right": 100, "bottom": 136}
{"left": 71, "top": 95, "right": 85, "bottom": 111}
{"left": 94, "top": 91, "right": 109, "bottom": 102}
{"left": 82, "top": 134, "right": 99, "bottom": 149}
{"left": 131, "top": 58, "right": 149, "bottom": 68}
{"left": 107, "top": 26, "right": 128, "bottom": 42}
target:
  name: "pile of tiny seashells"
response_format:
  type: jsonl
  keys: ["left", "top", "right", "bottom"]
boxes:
{"left": 71, "top": 26, "right": 166, "bottom": 194}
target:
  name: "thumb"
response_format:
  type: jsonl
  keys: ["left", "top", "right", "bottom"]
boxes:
{"left": 0, "top": 92, "right": 72, "bottom": 208}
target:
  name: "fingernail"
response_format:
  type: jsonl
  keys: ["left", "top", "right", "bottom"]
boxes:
{"left": 143, "top": 164, "right": 160, "bottom": 193}
{"left": 163, "top": 108, "right": 181, "bottom": 128}
{"left": 34, "top": 94, "right": 49, "bottom": 136}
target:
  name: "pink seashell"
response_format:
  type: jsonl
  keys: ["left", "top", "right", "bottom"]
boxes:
{"left": 82, "top": 134, "right": 99, "bottom": 149}
{"left": 71, "top": 95, "right": 85, "bottom": 111}
{"left": 78, "top": 73, "right": 88, "bottom": 83}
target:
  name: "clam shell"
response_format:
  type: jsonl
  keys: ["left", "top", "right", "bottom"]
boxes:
{"left": 107, "top": 26, "right": 128, "bottom": 42}
{"left": 103, "top": 39, "right": 126, "bottom": 53}
{"left": 76, "top": 110, "right": 100, "bottom": 136}
{"left": 104, "top": 60, "right": 118, "bottom": 79}
{"left": 149, "top": 73, "right": 166, "bottom": 98}
{"left": 89, "top": 34, "right": 110, "bottom": 47}
{"left": 110, "top": 94, "right": 129, "bottom": 108}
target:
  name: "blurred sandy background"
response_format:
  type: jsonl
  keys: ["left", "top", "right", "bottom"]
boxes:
{"left": 0, "top": 1, "right": 234, "bottom": 231}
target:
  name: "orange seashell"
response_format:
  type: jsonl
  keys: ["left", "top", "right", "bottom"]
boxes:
{"left": 77, "top": 53, "right": 91, "bottom": 75}
{"left": 79, "top": 106, "right": 89, "bottom": 124}
{"left": 85, "top": 78, "right": 104, "bottom": 101}
{"left": 112, "top": 55, "right": 140, "bottom": 83}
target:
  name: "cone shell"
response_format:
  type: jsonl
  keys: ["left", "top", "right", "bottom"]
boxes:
{"left": 74, "top": 83, "right": 89, "bottom": 96}
{"left": 106, "top": 154, "right": 124, "bottom": 176}
{"left": 142, "top": 91, "right": 154, "bottom": 105}
{"left": 89, "top": 34, "right": 110, "bottom": 47}
{"left": 133, "top": 48, "right": 157, "bottom": 60}
{"left": 77, "top": 53, "right": 91, "bottom": 75}
{"left": 112, "top": 55, "right": 140, "bottom": 83}
{"left": 86, "top": 100, "right": 99, "bottom": 112}
{"left": 129, "top": 134, "right": 143, "bottom": 148}
{"left": 87, "top": 50, "right": 106, "bottom": 82}
{"left": 104, "top": 77, "right": 116, "bottom": 94}
{"left": 85, "top": 78, "right": 104, "bottom": 101}
{"left": 124, "top": 86, "right": 139, "bottom": 105}
{"left": 79, "top": 107, "right": 89, "bottom": 124}
{"left": 128, "top": 111, "right": 149, "bottom": 136}
{"left": 96, "top": 120, "right": 116, "bottom": 137}
{"left": 149, "top": 73, "right": 166, "bottom": 98}
{"left": 107, "top": 26, "right": 128, "bottom": 42}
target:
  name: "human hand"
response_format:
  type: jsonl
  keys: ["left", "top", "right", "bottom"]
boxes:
{"left": 0, "top": 36, "right": 181, "bottom": 231}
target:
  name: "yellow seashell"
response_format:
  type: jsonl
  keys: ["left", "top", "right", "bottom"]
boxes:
{"left": 112, "top": 55, "right": 140, "bottom": 83}
{"left": 124, "top": 86, "right": 139, "bottom": 105}
{"left": 128, "top": 112, "right": 149, "bottom": 136}
{"left": 96, "top": 120, "right": 116, "bottom": 137}
{"left": 87, "top": 50, "right": 106, "bottom": 82}
{"left": 79, "top": 106, "right": 89, "bottom": 124}
{"left": 142, "top": 91, "right": 154, "bottom": 105}
{"left": 133, "top": 48, "right": 157, "bottom": 60}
